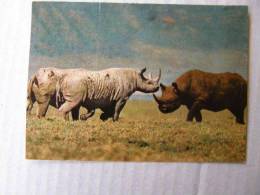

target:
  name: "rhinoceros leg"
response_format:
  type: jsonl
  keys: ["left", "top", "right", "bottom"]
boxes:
{"left": 37, "top": 100, "right": 50, "bottom": 118}
{"left": 113, "top": 99, "right": 127, "bottom": 121}
{"left": 59, "top": 101, "right": 79, "bottom": 121}
{"left": 229, "top": 107, "right": 245, "bottom": 124}
{"left": 187, "top": 100, "right": 203, "bottom": 122}
{"left": 71, "top": 106, "right": 80, "bottom": 120}
{"left": 27, "top": 97, "right": 35, "bottom": 115}
{"left": 80, "top": 109, "right": 95, "bottom": 120}
{"left": 195, "top": 111, "right": 202, "bottom": 122}
{"left": 100, "top": 108, "right": 114, "bottom": 121}
{"left": 99, "top": 104, "right": 115, "bottom": 121}
{"left": 100, "top": 113, "right": 110, "bottom": 121}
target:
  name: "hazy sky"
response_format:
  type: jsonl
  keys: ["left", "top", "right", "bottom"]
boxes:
{"left": 29, "top": 2, "right": 248, "bottom": 93}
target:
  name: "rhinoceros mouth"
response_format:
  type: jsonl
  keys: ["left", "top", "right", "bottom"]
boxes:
{"left": 158, "top": 103, "right": 180, "bottom": 113}
{"left": 159, "top": 107, "right": 174, "bottom": 113}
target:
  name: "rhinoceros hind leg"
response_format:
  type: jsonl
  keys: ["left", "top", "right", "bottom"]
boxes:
{"left": 64, "top": 113, "right": 69, "bottom": 121}
{"left": 235, "top": 109, "right": 245, "bottom": 124}
{"left": 80, "top": 110, "right": 95, "bottom": 121}
{"left": 229, "top": 107, "right": 245, "bottom": 124}
{"left": 236, "top": 116, "right": 245, "bottom": 124}
{"left": 239, "top": 106, "right": 246, "bottom": 124}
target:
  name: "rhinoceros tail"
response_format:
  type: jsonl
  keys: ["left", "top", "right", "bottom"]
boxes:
{"left": 27, "top": 74, "right": 38, "bottom": 113}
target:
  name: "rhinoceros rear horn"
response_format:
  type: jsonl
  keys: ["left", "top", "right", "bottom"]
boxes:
{"left": 148, "top": 73, "right": 152, "bottom": 80}
{"left": 154, "top": 69, "right": 161, "bottom": 83}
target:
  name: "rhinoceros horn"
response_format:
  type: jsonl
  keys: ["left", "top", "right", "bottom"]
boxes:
{"left": 148, "top": 73, "right": 152, "bottom": 80}
{"left": 154, "top": 69, "right": 161, "bottom": 83}
{"left": 140, "top": 67, "right": 161, "bottom": 83}
{"left": 140, "top": 67, "right": 147, "bottom": 80}
{"left": 153, "top": 94, "right": 162, "bottom": 104}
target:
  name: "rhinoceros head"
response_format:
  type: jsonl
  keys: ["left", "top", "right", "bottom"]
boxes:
{"left": 36, "top": 68, "right": 59, "bottom": 95}
{"left": 36, "top": 68, "right": 56, "bottom": 84}
{"left": 136, "top": 67, "right": 161, "bottom": 93}
{"left": 153, "top": 82, "right": 182, "bottom": 113}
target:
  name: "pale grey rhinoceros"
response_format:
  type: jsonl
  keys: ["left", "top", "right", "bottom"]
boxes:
{"left": 27, "top": 67, "right": 87, "bottom": 120}
{"left": 56, "top": 67, "right": 161, "bottom": 121}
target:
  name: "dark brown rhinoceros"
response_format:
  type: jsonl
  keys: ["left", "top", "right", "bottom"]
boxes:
{"left": 27, "top": 67, "right": 87, "bottom": 120}
{"left": 56, "top": 67, "right": 161, "bottom": 121}
{"left": 153, "top": 70, "right": 247, "bottom": 124}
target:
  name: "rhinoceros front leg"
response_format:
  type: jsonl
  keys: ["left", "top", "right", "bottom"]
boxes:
{"left": 37, "top": 100, "right": 50, "bottom": 118}
{"left": 99, "top": 105, "right": 115, "bottom": 121}
{"left": 113, "top": 98, "right": 127, "bottom": 121}
{"left": 71, "top": 106, "right": 80, "bottom": 121}
{"left": 80, "top": 109, "right": 95, "bottom": 121}
{"left": 100, "top": 112, "right": 111, "bottom": 121}
{"left": 187, "top": 100, "right": 203, "bottom": 122}
{"left": 27, "top": 97, "right": 36, "bottom": 115}
{"left": 195, "top": 111, "right": 202, "bottom": 122}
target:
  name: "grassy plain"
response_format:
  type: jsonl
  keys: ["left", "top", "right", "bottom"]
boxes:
{"left": 26, "top": 100, "right": 247, "bottom": 162}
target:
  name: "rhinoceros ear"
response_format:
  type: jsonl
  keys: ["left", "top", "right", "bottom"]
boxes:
{"left": 172, "top": 82, "right": 179, "bottom": 94}
{"left": 32, "top": 74, "right": 39, "bottom": 87}
{"left": 48, "top": 70, "right": 54, "bottom": 78}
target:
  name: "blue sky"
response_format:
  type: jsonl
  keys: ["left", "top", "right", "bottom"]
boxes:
{"left": 29, "top": 2, "right": 248, "bottom": 99}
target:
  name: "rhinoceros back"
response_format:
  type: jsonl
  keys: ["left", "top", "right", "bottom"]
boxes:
{"left": 176, "top": 70, "right": 247, "bottom": 111}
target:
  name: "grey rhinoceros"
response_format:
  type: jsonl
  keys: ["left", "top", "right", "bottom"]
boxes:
{"left": 27, "top": 67, "right": 87, "bottom": 120}
{"left": 56, "top": 67, "right": 161, "bottom": 121}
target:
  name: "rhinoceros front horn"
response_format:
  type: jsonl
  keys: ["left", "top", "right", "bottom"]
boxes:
{"left": 154, "top": 68, "right": 161, "bottom": 83}
{"left": 140, "top": 67, "right": 146, "bottom": 75}
{"left": 153, "top": 94, "right": 161, "bottom": 104}
{"left": 140, "top": 67, "right": 147, "bottom": 80}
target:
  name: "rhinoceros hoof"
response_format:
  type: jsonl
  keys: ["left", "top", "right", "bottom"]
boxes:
{"left": 236, "top": 118, "right": 245, "bottom": 124}
{"left": 80, "top": 114, "right": 88, "bottom": 121}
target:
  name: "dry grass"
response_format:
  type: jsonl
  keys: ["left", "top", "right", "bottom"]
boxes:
{"left": 26, "top": 100, "right": 247, "bottom": 162}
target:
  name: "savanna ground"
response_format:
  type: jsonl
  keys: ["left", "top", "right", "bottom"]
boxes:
{"left": 26, "top": 100, "right": 247, "bottom": 162}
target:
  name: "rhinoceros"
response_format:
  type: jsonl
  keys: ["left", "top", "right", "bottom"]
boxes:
{"left": 27, "top": 67, "right": 87, "bottom": 120}
{"left": 56, "top": 67, "right": 161, "bottom": 121}
{"left": 153, "top": 70, "right": 247, "bottom": 124}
